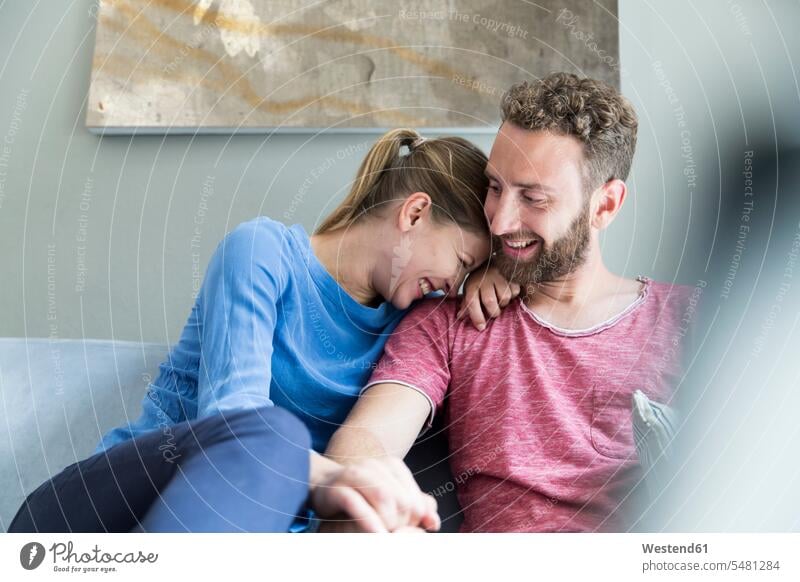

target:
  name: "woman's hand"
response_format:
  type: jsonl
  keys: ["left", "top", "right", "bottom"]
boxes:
{"left": 308, "top": 453, "right": 439, "bottom": 533}
{"left": 458, "top": 265, "right": 520, "bottom": 330}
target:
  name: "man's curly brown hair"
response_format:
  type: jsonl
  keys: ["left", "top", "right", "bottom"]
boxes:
{"left": 500, "top": 72, "right": 638, "bottom": 194}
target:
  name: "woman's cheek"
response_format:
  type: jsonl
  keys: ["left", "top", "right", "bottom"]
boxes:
{"left": 392, "top": 282, "right": 410, "bottom": 310}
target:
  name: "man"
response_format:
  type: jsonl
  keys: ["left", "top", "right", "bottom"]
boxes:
{"left": 325, "top": 73, "right": 694, "bottom": 532}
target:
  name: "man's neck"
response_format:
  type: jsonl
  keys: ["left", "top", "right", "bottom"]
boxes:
{"left": 524, "top": 247, "right": 609, "bottom": 305}
{"left": 523, "top": 248, "right": 643, "bottom": 330}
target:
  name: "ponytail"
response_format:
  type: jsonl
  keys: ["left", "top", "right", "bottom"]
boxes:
{"left": 315, "top": 128, "right": 489, "bottom": 237}
{"left": 316, "top": 129, "right": 421, "bottom": 234}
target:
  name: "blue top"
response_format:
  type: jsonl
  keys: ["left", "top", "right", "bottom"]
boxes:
{"left": 95, "top": 216, "right": 408, "bottom": 454}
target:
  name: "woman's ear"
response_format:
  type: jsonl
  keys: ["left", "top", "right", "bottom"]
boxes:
{"left": 398, "top": 192, "right": 432, "bottom": 232}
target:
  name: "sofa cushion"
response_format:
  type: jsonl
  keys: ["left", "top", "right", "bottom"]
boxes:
{"left": 0, "top": 338, "right": 168, "bottom": 530}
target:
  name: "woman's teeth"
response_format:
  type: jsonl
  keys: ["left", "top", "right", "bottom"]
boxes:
{"left": 505, "top": 239, "right": 537, "bottom": 249}
{"left": 419, "top": 278, "right": 433, "bottom": 295}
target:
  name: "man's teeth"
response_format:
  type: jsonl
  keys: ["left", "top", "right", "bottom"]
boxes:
{"left": 419, "top": 279, "right": 433, "bottom": 294}
{"left": 506, "top": 239, "right": 537, "bottom": 249}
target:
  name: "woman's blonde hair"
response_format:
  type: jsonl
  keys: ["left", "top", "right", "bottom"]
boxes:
{"left": 315, "top": 129, "right": 489, "bottom": 236}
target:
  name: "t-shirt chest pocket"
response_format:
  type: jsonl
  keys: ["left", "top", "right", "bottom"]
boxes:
{"left": 590, "top": 381, "right": 672, "bottom": 459}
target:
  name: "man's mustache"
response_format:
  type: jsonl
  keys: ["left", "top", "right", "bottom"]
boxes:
{"left": 490, "top": 233, "right": 543, "bottom": 255}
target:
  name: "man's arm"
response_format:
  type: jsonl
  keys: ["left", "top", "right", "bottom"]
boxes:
{"left": 327, "top": 300, "right": 453, "bottom": 464}
{"left": 322, "top": 300, "right": 453, "bottom": 531}
{"left": 320, "top": 383, "right": 436, "bottom": 532}
{"left": 326, "top": 382, "right": 432, "bottom": 464}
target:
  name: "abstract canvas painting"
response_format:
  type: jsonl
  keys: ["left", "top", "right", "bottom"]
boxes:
{"left": 86, "top": 0, "right": 619, "bottom": 133}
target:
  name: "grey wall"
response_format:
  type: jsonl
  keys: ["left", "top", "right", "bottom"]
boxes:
{"left": 1, "top": 0, "right": 798, "bottom": 346}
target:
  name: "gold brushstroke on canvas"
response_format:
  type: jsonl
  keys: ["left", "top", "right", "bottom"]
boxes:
{"left": 87, "top": 0, "right": 619, "bottom": 131}
{"left": 94, "top": 5, "right": 419, "bottom": 125}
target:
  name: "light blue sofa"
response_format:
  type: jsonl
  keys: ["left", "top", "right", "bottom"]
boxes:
{"left": 0, "top": 338, "right": 461, "bottom": 532}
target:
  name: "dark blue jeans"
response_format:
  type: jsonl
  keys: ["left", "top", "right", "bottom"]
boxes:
{"left": 8, "top": 406, "right": 310, "bottom": 532}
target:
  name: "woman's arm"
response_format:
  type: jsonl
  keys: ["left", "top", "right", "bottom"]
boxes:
{"left": 458, "top": 262, "right": 521, "bottom": 330}
{"left": 309, "top": 450, "right": 439, "bottom": 532}
{"left": 196, "top": 220, "right": 283, "bottom": 416}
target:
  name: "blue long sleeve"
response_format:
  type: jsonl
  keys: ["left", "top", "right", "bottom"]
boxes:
{"left": 94, "top": 217, "right": 407, "bottom": 456}
{"left": 195, "top": 220, "right": 283, "bottom": 418}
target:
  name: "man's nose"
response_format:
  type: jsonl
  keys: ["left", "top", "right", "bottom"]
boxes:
{"left": 489, "top": 193, "right": 521, "bottom": 236}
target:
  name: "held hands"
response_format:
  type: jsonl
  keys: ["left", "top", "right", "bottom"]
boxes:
{"left": 457, "top": 265, "right": 520, "bottom": 330}
{"left": 308, "top": 455, "right": 440, "bottom": 533}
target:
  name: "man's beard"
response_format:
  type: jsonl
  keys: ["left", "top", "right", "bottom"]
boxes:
{"left": 491, "top": 203, "right": 592, "bottom": 287}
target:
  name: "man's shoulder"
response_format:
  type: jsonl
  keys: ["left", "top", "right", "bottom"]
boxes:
{"left": 646, "top": 278, "right": 701, "bottom": 304}
{"left": 643, "top": 277, "right": 706, "bottom": 323}
{"left": 641, "top": 278, "right": 706, "bottom": 360}
{"left": 398, "top": 297, "right": 460, "bottom": 329}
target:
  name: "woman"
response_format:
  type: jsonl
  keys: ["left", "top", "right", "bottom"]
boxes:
{"left": 9, "top": 129, "right": 493, "bottom": 533}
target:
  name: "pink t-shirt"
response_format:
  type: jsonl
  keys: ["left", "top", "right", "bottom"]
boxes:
{"left": 366, "top": 276, "right": 695, "bottom": 532}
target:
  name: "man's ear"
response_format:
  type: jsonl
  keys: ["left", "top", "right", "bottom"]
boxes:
{"left": 397, "top": 192, "right": 432, "bottom": 232}
{"left": 590, "top": 179, "right": 627, "bottom": 230}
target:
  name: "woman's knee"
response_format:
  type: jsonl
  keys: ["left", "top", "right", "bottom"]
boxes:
{"left": 188, "top": 406, "right": 310, "bottom": 452}
{"left": 7, "top": 480, "right": 64, "bottom": 532}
